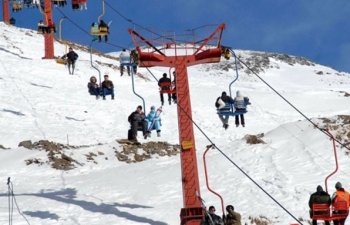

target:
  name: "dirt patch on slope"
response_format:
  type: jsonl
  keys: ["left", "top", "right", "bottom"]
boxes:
{"left": 19, "top": 140, "right": 80, "bottom": 170}
{"left": 116, "top": 140, "right": 180, "bottom": 163}
{"left": 316, "top": 115, "right": 350, "bottom": 151}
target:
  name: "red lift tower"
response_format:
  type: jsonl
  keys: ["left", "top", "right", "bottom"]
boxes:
{"left": 129, "top": 24, "right": 225, "bottom": 225}
{"left": 2, "top": 0, "right": 10, "bottom": 24}
{"left": 43, "top": 0, "right": 54, "bottom": 59}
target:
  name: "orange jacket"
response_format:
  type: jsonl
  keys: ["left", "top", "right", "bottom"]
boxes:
{"left": 333, "top": 189, "right": 350, "bottom": 208}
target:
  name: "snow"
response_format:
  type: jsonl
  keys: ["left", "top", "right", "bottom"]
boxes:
{"left": 0, "top": 22, "right": 350, "bottom": 225}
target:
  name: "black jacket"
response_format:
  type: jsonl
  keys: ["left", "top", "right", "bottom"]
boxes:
{"left": 158, "top": 77, "right": 171, "bottom": 90}
{"left": 309, "top": 190, "right": 331, "bottom": 208}
{"left": 215, "top": 95, "right": 234, "bottom": 108}
{"left": 102, "top": 80, "right": 114, "bottom": 89}
{"left": 128, "top": 111, "right": 145, "bottom": 123}
{"left": 63, "top": 51, "right": 78, "bottom": 62}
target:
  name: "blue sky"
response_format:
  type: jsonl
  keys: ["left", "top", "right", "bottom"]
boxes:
{"left": 2, "top": 0, "right": 350, "bottom": 72}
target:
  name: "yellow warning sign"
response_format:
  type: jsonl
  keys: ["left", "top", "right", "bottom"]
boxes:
{"left": 181, "top": 140, "right": 193, "bottom": 150}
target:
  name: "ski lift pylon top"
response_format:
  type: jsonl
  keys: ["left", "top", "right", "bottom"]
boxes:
{"left": 128, "top": 23, "right": 226, "bottom": 225}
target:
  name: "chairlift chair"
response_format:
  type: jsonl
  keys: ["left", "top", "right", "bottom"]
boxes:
{"left": 216, "top": 49, "right": 250, "bottom": 117}
{"left": 12, "top": 1, "right": 23, "bottom": 12}
{"left": 159, "top": 81, "right": 176, "bottom": 95}
{"left": 311, "top": 201, "right": 349, "bottom": 221}
{"left": 52, "top": 0, "right": 67, "bottom": 7}
{"left": 72, "top": 0, "right": 87, "bottom": 10}
{"left": 310, "top": 129, "right": 349, "bottom": 222}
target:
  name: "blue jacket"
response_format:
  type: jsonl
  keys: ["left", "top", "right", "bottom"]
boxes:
{"left": 146, "top": 110, "right": 161, "bottom": 130}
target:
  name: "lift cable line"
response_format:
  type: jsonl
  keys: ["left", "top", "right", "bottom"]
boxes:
{"left": 142, "top": 66, "right": 304, "bottom": 225}
{"left": 230, "top": 49, "right": 350, "bottom": 151}
{"left": 55, "top": 7, "right": 126, "bottom": 50}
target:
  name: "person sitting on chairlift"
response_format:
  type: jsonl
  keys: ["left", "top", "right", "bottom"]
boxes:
{"left": 98, "top": 20, "right": 109, "bottom": 42}
{"left": 158, "top": 73, "right": 172, "bottom": 106}
{"left": 309, "top": 185, "right": 331, "bottom": 225}
{"left": 87, "top": 76, "right": 100, "bottom": 99}
{"left": 215, "top": 91, "right": 234, "bottom": 130}
{"left": 128, "top": 105, "right": 148, "bottom": 142}
{"left": 101, "top": 74, "right": 114, "bottom": 100}
{"left": 145, "top": 106, "right": 161, "bottom": 138}
{"left": 119, "top": 49, "right": 131, "bottom": 76}
{"left": 332, "top": 182, "right": 350, "bottom": 225}
{"left": 233, "top": 90, "right": 249, "bottom": 127}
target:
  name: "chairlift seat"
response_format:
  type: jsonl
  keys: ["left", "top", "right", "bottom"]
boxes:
{"left": 13, "top": 2, "right": 23, "bottom": 10}
{"left": 159, "top": 82, "right": 176, "bottom": 94}
{"left": 311, "top": 201, "right": 349, "bottom": 221}
{"left": 332, "top": 200, "right": 349, "bottom": 220}
{"left": 312, "top": 204, "right": 331, "bottom": 220}
{"left": 90, "top": 27, "right": 108, "bottom": 36}
{"left": 217, "top": 103, "right": 248, "bottom": 117}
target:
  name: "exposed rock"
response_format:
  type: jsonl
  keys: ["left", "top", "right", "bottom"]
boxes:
{"left": 244, "top": 133, "right": 265, "bottom": 144}
{"left": 316, "top": 115, "right": 350, "bottom": 152}
{"left": 115, "top": 140, "right": 180, "bottom": 163}
{"left": 18, "top": 140, "right": 33, "bottom": 149}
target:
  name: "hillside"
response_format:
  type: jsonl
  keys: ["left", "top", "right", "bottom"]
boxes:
{"left": 0, "top": 22, "right": 350, "bottom": 225}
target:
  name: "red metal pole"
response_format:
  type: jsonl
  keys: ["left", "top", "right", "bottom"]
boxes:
{"left": 176, "top": 59, "right": 203, "bottom": 225}
{"left": 43, "top": 0, "right": 54, "bottom": 59}
{"left": 3, "top": 0, "right": 10, "bottom": 24}
{"left": 128, "top": 24, "right": 225, "bottom": 225}
{"left": 203, "top": 145, "right": 225, "bottom": 218}
{"left": 324, "top": 128, "right": 339, "bottom": 193}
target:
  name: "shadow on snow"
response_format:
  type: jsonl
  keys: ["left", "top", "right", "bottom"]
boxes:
{"left": 1, "top": 188, "right": 168, "bottom": 225}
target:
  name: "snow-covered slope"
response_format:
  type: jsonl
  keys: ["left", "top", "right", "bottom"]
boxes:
{"left": 0, "top": 22, "right": 350, "bottom": 225}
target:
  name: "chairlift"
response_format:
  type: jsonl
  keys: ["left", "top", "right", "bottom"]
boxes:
{"left": 52, "top": 0, "right": 67, "bottom": 7}
{"left": 159, "top": 68, "right": 176, "bottom": 95}
{"left": 12, "top": 1, "right": 23, "bottom": 12}
{"left": 310, "top": 129, "right": 349, "bottom": 222}
{"left": 216, "top": 49, "right": 250, "bottom": 117}
{"left": 72, "top": 0, "right": 87, "bottom": 10}
{"left": 90, "top": 0, "right": 109, "bottom": 37}
{"left": 23, "top": 0, "right": 38, "bottom": 8}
